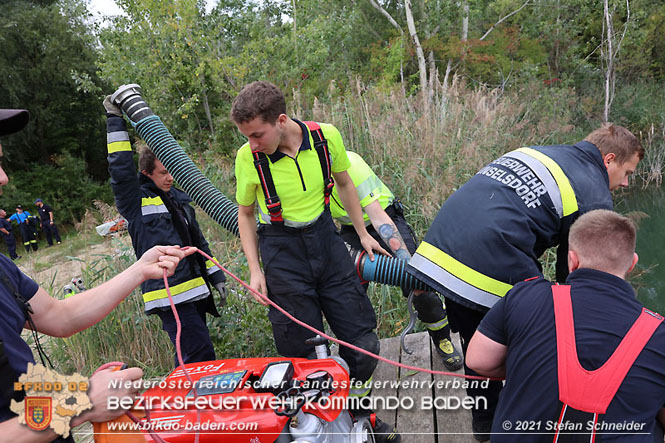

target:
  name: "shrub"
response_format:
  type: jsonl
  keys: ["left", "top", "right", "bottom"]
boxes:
{"left": 0, "top": 153, "right": 114, "bottom": 226}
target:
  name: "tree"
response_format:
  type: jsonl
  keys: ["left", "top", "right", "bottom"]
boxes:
{"left": 0, "top": 0, "right": 109, "bottom": 180}
{"left": 99, "top": 0, "right": 250, "bottom": 155}
{"left": 602, "top": 0, "right": 630, "bottom": 122}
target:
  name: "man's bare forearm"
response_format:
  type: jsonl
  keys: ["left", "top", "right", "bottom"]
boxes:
{"left": 238, "top": 204, "right": 261, "bottom": 274}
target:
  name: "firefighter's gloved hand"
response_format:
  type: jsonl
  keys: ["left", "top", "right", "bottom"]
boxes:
{"left": 215, "top": 282, "right": 227, "bottom": 307}
{"left": 103, "top": 95, "right": 122, "bottom": 117}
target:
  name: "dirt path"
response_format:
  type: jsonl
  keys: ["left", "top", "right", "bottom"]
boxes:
{"left": 16, "top": 234, "right": 132, "bottom": 293}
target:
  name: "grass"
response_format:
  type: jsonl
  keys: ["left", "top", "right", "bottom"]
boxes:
{"left": 296, "top": 77, "right": 585, "bottom": 237}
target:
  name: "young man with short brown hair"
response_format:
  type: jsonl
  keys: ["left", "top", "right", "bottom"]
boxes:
{"left": 232, "top": 81, "right": 399, "bottom": 442}
{"left": 467, "top": 210, "right": 665, "bottom": 441}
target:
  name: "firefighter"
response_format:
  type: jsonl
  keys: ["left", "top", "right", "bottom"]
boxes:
{"left": 407, "top": 124, "right": 643, "bottom": 441}
{"left": 9, "top": 205, "right": 38, "bottom": 253}
{"left": 330, "top": 151, "right": 463, "bottom": 371}
{"left": 466, "top": 210, "right": 665, "bottom": 442}
{"left": 0, "top": 209, "right": 20, "bottom": 260}
{"left": 103, "top": 97, "right": 228, "bottom": 366}
{"left": 34, "top": 199, "right": 62, "bottom": 246}
{"left": 232, "top": 81, "right": 399, "bottom": 442}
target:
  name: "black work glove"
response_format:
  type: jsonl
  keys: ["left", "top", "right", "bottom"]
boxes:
{"left": 215, "top": 282, "right": 227, "bottom": 307}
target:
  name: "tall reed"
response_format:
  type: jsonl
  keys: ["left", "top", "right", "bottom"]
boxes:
{"left": 295, "top": 77, "right": 582, "bottom": 236}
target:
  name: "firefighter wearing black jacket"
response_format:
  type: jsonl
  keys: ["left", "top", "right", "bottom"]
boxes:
{"left": 34, "top": 199, "right": 61, "bottom": 246}
{"left": 104, "top": 97, "right": 227, "bottom": 366}
{"left": 0, "top": 209, "right": 19, "bottom": 260}
{"left": 407, "top": 124, "right": 643, "bottom": 441}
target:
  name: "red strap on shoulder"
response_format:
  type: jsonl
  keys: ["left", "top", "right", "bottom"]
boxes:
{"left": 252, "top": 150, "right": 283, "bottom": 223}
{"left": 553, "top": 284, "right": 663, "bottom": 413}
{"left": 303, "top": 121, "right": 334, "bottom": 205}
{"left": 304, "top": 121, "right": 321, "bottom": 131}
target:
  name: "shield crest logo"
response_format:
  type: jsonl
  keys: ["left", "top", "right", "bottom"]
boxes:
{"left": 25, "top": 397, "right": 52, "bottom": 431}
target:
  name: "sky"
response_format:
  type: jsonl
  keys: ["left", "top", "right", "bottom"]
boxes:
{"left": 87, "top": 0, "right": 218, "bottom": 20}
{"left": 88, "top": 0, "right": 125, "bottom": 19}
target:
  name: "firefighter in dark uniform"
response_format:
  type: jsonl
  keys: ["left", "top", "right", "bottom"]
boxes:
{"left": 466, "top": 210, "right": 665, "bottom": 442}
{"left": 331, "top": 151, "right": 463, "bottom": 371}
{"left": 34, "top": 199, "right": 61, "bottom": 246}
{"left": 0, "top": 209, "right": 19, "bottom": 260}
{"left": 232, "top": 81, "right": 399, "bottom": 442}
{"left": 9, "top": 205, "right": 38, "bottom": 253}
{"left": 407, "top": 124, "right": 643, "bottom": 441}
{"left": 103, "top": 97, "right": 227, "bottom": 366}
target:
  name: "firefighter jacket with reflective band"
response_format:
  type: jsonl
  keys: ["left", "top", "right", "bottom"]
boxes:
{"left": 106, "top": 114, "right": 226, "bottom": 312}
{"left": 408, "top": 141, "right": 613, "bottom": 312}
{"left": 330, "top": 151, "right": 395, "bottom": 226}
{"left": 235, "top": 119, "right": 351, "bottom": 226}
{"left": 551, "top": 284, "right": 663, "bottom": 442}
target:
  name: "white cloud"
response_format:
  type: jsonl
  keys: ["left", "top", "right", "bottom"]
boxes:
{"left": 87, "top": 0, "right": 218, "bottom": 19}
{"left": 87, "top": 0, "right": 124, "bottom": 19}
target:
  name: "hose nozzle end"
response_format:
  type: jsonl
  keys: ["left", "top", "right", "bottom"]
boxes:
{"left": 111, "top": 83, "right": 154, "bottom": 123}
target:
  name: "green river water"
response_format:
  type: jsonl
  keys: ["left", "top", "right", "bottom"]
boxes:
{"left": 615, "top": 185, "right": 665, "bottom": 313}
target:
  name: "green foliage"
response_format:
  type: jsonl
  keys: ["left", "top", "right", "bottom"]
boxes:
{"left": 460, "top": 27, "right": 548, "bottom": 87}
{"left": 642, "top": 3, "right": 665, "bottom": 80}
{"left": 609, "top": 81, "right": 665, "bottom": 130}
{"left": 0, "top": 0, "right": 109, "bottom": 180}
{"left": 0, "top": 153, "right": 114, "bottom": 224}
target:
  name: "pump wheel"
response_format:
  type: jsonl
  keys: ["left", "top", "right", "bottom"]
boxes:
{"left": 350, "top": 417, "right": 375, "bottom": 443}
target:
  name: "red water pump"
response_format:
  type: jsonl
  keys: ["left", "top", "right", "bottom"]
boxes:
{"left": 95, "top": 337, "right": 375, "bottom": 442}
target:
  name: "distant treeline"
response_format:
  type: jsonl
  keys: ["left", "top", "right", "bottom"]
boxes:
{"left": 1, "top": 0, "right": 664, "bottom": 225}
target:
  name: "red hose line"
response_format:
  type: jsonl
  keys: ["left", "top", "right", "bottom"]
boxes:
{"left": 92, "top": 246, "right": 499, "bottom": 442}
{"left": 197, "top": 248, "right": 499, "bottom": 381}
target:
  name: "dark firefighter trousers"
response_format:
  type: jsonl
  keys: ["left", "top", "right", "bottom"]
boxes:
{"left": 258, "top": 210, "right": 379, "bottom": 383}
{"left": 445, "top": 298, "right": 502, "bottom": 426}
{"left": 155, "top": 298, "right": 217, "bottom": 367}
{"left": 18, "top": 223, "right": 38, "bottom": 252}
{"left": 3, "top": 236, "right": 18, "bottom": 259}
{"left": 42, "top": 222, "right": 61, "bottom": 246}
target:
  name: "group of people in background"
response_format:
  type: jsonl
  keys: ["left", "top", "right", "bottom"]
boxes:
{"left": 0, "top": 199, "right": 62, "bottom": 259}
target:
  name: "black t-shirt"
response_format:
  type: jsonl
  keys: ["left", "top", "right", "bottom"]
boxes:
{"left": 37, "top": 204, "right": 53, "bottom": 222}
{"left": 479, "top": 268, "right": 665, "bottom": 441}
{"left": 0, "top": 254, "right": 39, "bottom": 422}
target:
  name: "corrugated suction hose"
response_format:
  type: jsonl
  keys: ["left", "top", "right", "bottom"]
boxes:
{"left": 111, "top": 84, "right": 239, "bottom": 236}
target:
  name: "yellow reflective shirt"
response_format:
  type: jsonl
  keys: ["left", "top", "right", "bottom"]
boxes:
{"left": 235, "top": 120, "right": 351, "bottom": 224}
{"left": 330, "top": 151, "right": 395, "bottom": 225}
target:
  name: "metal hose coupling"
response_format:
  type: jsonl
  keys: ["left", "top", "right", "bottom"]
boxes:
{"left": 346, "top": 243, "right": 433, "bottom": 291}
{"left": 111, "top": 84, "right": 155, "bottom": 123}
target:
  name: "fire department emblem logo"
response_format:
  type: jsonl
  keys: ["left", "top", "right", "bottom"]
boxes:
{"left": 25, "top": 397, "right": 52, "bottom": 431}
